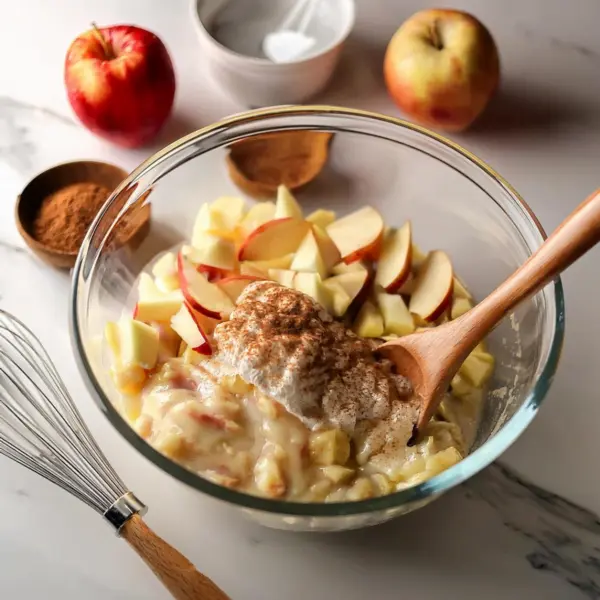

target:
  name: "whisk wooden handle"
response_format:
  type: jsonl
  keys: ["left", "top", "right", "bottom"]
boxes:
{"left": 122, "top": 515, "right": 231, "bottom": 600}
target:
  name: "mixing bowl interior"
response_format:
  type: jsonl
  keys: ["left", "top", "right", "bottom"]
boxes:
{"left": 71, "top": 107, "right": 563, "bottom": 530}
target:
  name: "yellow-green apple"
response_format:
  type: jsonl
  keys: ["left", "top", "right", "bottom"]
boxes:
{"left": 64, "top": 24, "right": 175, "bottom": 147}
{"left": 326, "top": 206, "right": 384, "bottom": 264}
{"left": 409, "top": 250, "right": 454, "bottom": 321}
{"left": 321, "top": 279, "right": 351, "bottom": 317}
{"left": 384, "top": 9, "right": 500, "bottom": 131}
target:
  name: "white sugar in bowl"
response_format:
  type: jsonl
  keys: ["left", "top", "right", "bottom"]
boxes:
{"left": 191, "top": 0, "right": 355, "bottom": 107}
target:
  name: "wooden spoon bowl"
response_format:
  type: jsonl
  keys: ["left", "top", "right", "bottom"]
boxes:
{"left": 379, "top": 187, "right": 600, "bottom": 433}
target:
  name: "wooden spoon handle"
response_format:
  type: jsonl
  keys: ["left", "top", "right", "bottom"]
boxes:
{"left": 461, "top": 188, "right": 600, "bottom": 340}
{"left": 121, "top": 515, "right": 230, "bottom": 600}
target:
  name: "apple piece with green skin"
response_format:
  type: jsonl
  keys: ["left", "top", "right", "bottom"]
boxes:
{"left": 238, "top": 218, "right": 310, "bottom": 261}
{"left": 217, "top": 275, "right": 264, "bottom": 303}
{"left": 376, "top": 292, "right": 415, "bottom": 336}
{"left": 64, "top": 24, "right": 175, "bottom": 147}
{"left": 326, "top": 206, "right": 384, "bottom": 264}
{"left": 176, "top": 252, "right": 234, "bottom": 319}
{"left": 384, "top": 9, "right": 500, "bottom": 132}
{"left": 170, "top": 303, "right": 212, "bottom": 355}
{"left": 375, "top": 221, "right": 412, "bottom": 292}
{"left": 409, "top": 250, "right": 454, "bottom": 322}
{"left": 274, "top": 185, "right": 303, "bottom": 219}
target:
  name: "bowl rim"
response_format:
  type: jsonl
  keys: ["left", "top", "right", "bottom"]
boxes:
{"left": 190, "top": 0, "right": 356, "bottom": 66}
{"left": 71, "top": 105, "right": 565, "bottom": 517}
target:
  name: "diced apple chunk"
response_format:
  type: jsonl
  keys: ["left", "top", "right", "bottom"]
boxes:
{"left": 294, "top": 272, "right": 332, "bottom": 312}
{"left": 346, "top": 478, "right": 374, "bottom": 501}
{"left": 306, "top": 208, "right": 336, "bottom": 228}
{"left": 290, "top": 230, "right": 328, "bottom": 279}
{"left": 151, "top": 252, "right": 179, "bottom": 292}
{"left": 409, "top": 250, "right": 453, "bottom": 322}
{"left": 353, "top": 300, "right": 384, "bottom": 338}
{"left": 268, "top": 268, "right": 297, "bottom": 288}
{"left": 309, "top": 430, "right": 350, "bottom": 466}
{"left": 192, "top": 204, "right": 228, "bottom": 247}
{"left": 210, "top": 196, "right": 245, "bottom": 230}
{"left": 254, "top": 453, "right": 286, "bottom": 498}
{"left": 324, "top": 271, "right": 369, "bottom": 306}
{"left": 217, "top": 275, "right": 263, "bottom": 303}
{"left": 240, "top": 201, "right": 276, "bottom": 235}
{"left": 186, "top": 233, "right": 237, "bottom": 271}
{"left": 459, "top": 349, "right": 495, "bottom": 388}
{"left": 375, "top": 221, "right": 412, "bottom": 292}
{"left": 118, "top": 318, "right": 160, "bottom": 370}
{"left": 238, "top": 218, "right": 310, "bottom": 261}
{"left": 412, "top": 243, "right": 427, "bottom": 269}
{"left": 451, "top": 296, "right": 473, "bottom": 320}
{"left": 321, "top": 465, "right": 355, "bottom": 484}
{"left": 376, "top": 293, "right": 415, "bottom": 336}
{"left": 311, "top": 225, "right": 341, "bottom": 272}
{"left": 322, "top": 279, "right": 352, "bottom": 317}
{"left": 326, "top": 206, "right": 384, "bottom": 264}
{"left": 450, "top": 373, "right": 473, "bottom": 398}
{"left": 170, "top": 304, "right": 212, "bottom": 355}
{"left": 111, "top": 365, "right": 147, "bottom": 396}
{"left": 104, "top": 322, "right": 121, "bottom": 359}
{"left": 274, "top": 184, "right": 303, "bottom": 219}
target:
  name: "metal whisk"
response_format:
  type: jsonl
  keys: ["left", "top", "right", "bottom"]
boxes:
{"left": 0, "top": 310, "right": 229, "bottom": 600}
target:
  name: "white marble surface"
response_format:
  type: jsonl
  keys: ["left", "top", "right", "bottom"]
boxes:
{"left": 1, "top": 0, "right": 600, "bottom": 598}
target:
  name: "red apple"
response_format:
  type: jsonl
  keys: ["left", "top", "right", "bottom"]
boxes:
{"left": 64, "top": 24, "right": 176, "bottom": 147}
{"left": 409, "top": 250, "right": 454, "bottom": 322}
{"left": 375, "top": 222, "right": 412, "bottom": 292}
{"left": 384, "top": 9, "right": 500, "bottom": 132}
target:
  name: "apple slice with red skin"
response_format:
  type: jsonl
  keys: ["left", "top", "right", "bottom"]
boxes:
{"left": 217, "top": 275, "right": 264, "bottom": 303}
{"left": 375, "top": 221, "right": 412, "bottom": 292}
{"left": 409, "top": 250, "right": 454, "bottom": 322}
{"left": 326, "top": 206, "right": 384, "bottom": 264}
{"left": 238, "top": 218, "right": 310, "bottom": 261}
{"left": 171, "top": 302, "right": 212, "bottom": 355}
{"left": 177, "top": 252, "right": 234, "bottom": 319}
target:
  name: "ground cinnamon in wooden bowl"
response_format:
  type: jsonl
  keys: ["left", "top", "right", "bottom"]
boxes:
{"left": 16, "top": 160, "right": 150, "bottom": 269}
{"left": 226, "top": 130, "right": 333, "bottom": 199}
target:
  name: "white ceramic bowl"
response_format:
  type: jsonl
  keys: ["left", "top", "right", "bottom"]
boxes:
{"left": 191, "top": 0, "right": 355, "bottom": 107}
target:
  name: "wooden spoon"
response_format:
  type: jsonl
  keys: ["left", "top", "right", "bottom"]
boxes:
{"left": 378, "top": 188, "right": 600, "bottom": 434}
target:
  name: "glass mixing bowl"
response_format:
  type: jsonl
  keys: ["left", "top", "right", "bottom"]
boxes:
{"left": 71, "top": 106, "right": 564, "bottom": 532}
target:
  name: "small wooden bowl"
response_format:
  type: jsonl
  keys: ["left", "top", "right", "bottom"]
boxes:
{"left": 15, "top": 160, "right": 135, "bottom": 269}
{"left": 226, "top": 130, "right": 333, "bottom": 199}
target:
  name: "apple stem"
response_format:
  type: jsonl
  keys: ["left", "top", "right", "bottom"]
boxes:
{"left": 90, "top": 22, "right": 114, "bottom": 59}
{"left": 430, "top": 20, "right": 443, "bottom": 50}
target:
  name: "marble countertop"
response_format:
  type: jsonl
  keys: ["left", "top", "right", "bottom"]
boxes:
{"left": 2, "top": 0, "right": 600, "bottom": 598}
